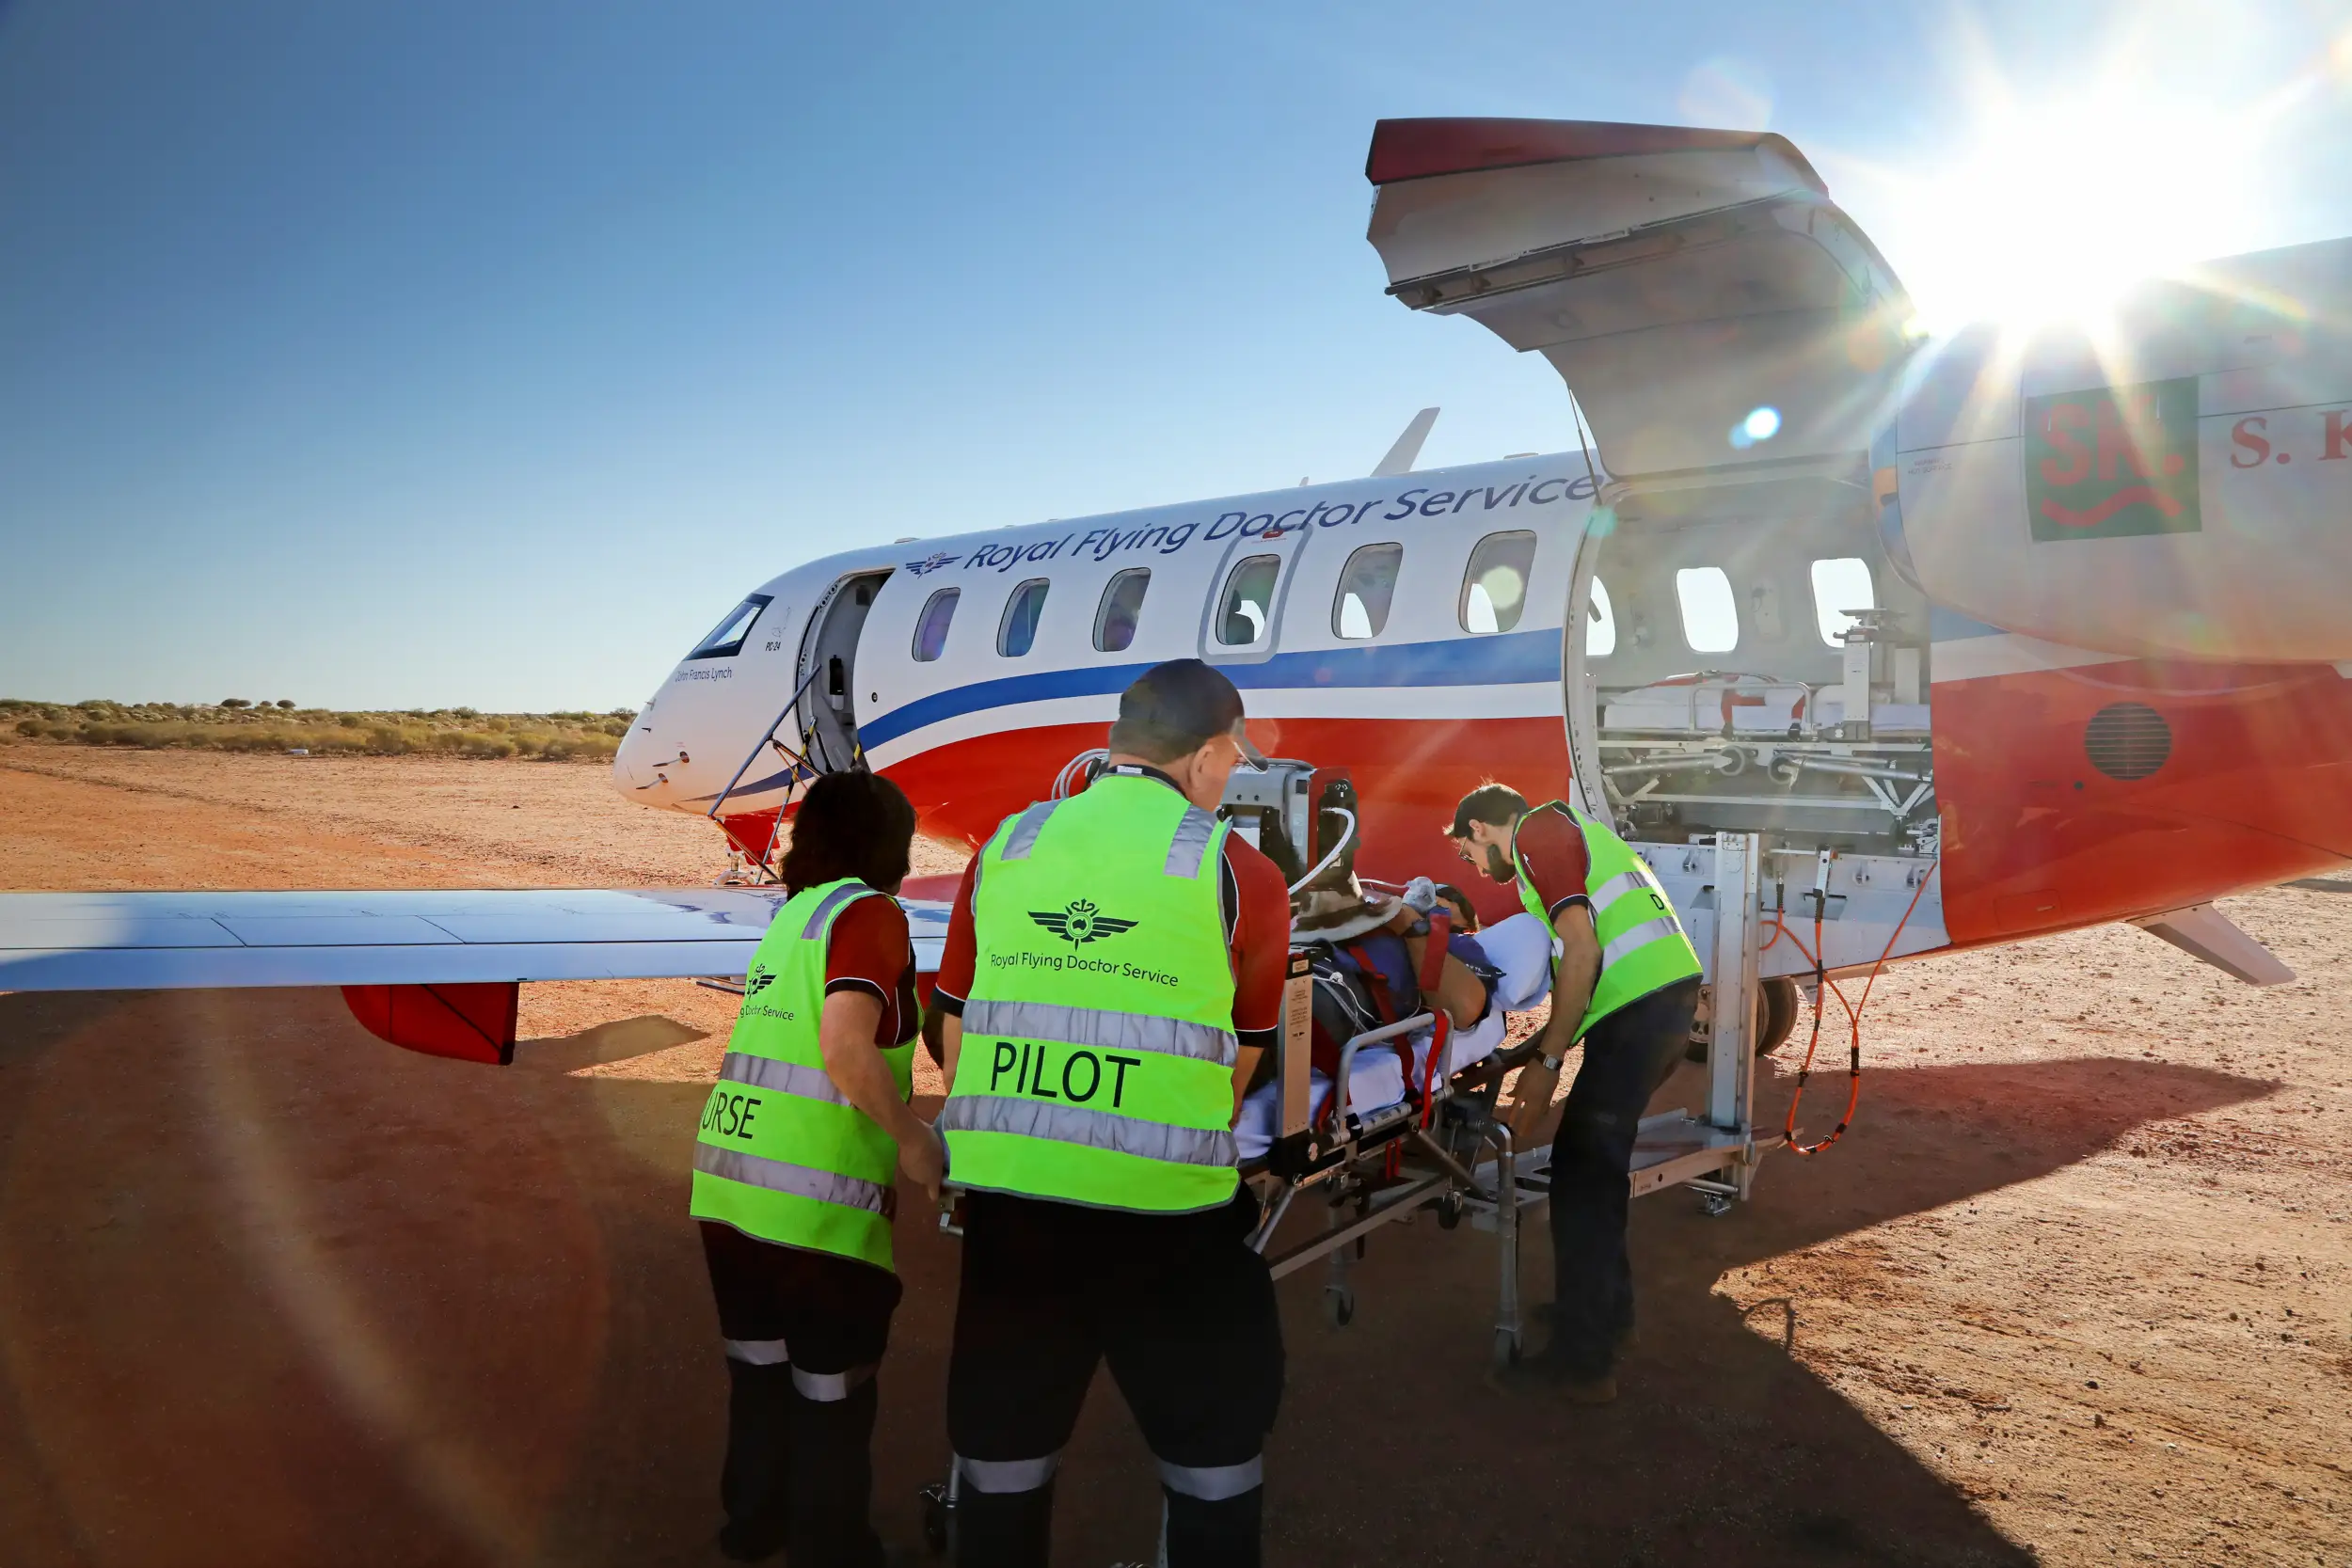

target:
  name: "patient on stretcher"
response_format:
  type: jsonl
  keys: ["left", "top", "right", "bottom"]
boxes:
{"left": 1234, "top": 873, "right": 1557, "bottom": 1161}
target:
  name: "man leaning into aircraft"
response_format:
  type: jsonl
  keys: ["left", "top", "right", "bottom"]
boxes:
{"left": 1450, "top": 783, "right": 1703, "bottom": 1402}
{"left": 927, "top": 657, "right": 1292, "bottom": 1568}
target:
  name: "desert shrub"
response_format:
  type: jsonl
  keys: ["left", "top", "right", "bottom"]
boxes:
{"left": 219, "top": 698, "right": 250, "bottom": 709}
{"left": 537, "top": 732, "right": 619, "bottom": 762}
{"left": 8, "top": 702, "right": 625, "bottom": 760}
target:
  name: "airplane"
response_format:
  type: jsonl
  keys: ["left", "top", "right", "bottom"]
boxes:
{"left": 4, "top": 116, "right": 2347, "bottom": 1067}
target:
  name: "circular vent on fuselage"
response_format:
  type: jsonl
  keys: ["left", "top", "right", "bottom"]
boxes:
{"left": 2085, "top": 703, "right": 2171, "bottom": 781}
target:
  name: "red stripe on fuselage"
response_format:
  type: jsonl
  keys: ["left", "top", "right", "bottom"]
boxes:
{"left": 717, "top": 657, "right": 2352, "bottom": 954}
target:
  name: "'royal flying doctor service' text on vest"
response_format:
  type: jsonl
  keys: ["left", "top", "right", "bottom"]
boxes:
{"left": 691, "top": 879, "right": 917, "bottom": 1271}
{"left": 1514, "top": 800, "right": 1704, "bottom": 1040}
{"left": 940, "top": 774, "right": 1241, "bottom": 1214}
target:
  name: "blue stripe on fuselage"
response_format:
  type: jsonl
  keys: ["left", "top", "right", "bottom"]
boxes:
{"left": 861, "top": 629, "right": 1562, "bottom": 752}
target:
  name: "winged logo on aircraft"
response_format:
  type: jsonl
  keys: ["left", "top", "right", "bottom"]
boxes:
{"left": 1029, "top": 899, "right": 1138, "bottom": 947}
{"left": 902, "top": 551, "right": 961, "bottom": 577}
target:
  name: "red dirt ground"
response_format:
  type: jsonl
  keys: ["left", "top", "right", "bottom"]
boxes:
{"left": 1, "top": 742, "right": 2345, "bottom": 1566}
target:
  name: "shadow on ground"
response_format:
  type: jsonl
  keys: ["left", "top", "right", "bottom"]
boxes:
{"left": 0, "top": 990, "right": 2270, "bottom": 1567}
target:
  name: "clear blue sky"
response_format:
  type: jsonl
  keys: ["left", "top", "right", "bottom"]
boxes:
{"left": 4, "top": 1, "right": 2346, "bottom": 710}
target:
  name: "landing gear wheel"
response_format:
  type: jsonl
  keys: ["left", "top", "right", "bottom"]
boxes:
{"left": 1436, "top": 1193, "right": 1464, "bottom": 1230}
{"left": 1490, "top": 1329, "right": 1519, "bottom": 1373}
{"left": 1698, "top": 1190, "right": 1734, "bottom": 1218}
{"left": 1688, "top": 977, "right": 1806, "bottom": 1061}
{"left": 1324, "top": 1287, "right": 1356, "bottom": 1327}
{"left": 1756, "top": 976, "right": 1802, "bottom": 1056}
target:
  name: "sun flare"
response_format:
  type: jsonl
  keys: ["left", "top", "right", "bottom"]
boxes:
{"left": 1893, "top": 86, "right": 2269, "bottom": 341}
{"left": 1862, "top": 5, "right": 2345, "bottom": 350}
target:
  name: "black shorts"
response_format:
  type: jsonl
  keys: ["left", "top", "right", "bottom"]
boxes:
{"left": 701, "top": 1222, "right": 902, "bottom": 1375}
{"left": 946, "top": 1189, "right": 1284, "bottom": 1474}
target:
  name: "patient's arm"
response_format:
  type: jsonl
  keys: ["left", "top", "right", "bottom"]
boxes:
{"left": 1391, "top": 915, "right": 1493, "bottom": 1029}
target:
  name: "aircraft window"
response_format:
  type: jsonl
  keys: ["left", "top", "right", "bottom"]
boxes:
{"left": 912, "top": 588, "right": 960, "bottom": 663}
{"left": 688, "top": 594, "right": 772, "bottom": 660}
{"left": 998, "top": 578, "right": 1050, "bottom": 657}
{"left": 1459, "top": 531, "right": 1536, "bottom": 635}
{"left": 1216, "top": 555, "right": 1280, "bottom": 645}
{"left": 1332, "top": 543, "right": 1403, "bottom": 640}
{"left": 1585, "top": 577, "right": 1616, "bottom": 657}
{"left": 1094, "top": 569, "right": 1151, "bottom": 653}
{"left": 1676, "top": 567, "right": 1740, "bottom": 652}
{"left": 1810, "top": 557, "right": 1877, "bottom": 645}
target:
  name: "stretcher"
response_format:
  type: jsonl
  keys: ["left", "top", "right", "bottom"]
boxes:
{"left": 1240, "top": 829, "right": 1780, "bottom": 1369}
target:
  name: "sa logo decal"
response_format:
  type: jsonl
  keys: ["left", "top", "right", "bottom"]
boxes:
{"left": 2024, "top": 378, "right": 2201, "bottom": 542}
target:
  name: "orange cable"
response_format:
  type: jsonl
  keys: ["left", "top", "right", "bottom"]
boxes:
{"left": 1773, "top": 858, "right": 1941, "bottom": 1156}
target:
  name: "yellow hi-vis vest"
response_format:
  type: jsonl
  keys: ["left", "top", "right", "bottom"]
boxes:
{"left": 1515, "top": 800, "right": 1704, "bottom": 1040}
{"left": 691, "top": 879, "right": 916, "bottom": 1271}
{"left": 939, "top": 774, "right": 1241, "bottom": 1214}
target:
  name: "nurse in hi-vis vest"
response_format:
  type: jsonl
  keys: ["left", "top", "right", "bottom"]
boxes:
{"left": 1451, "top": 783, "right": 1704, "bottom": 1405}
{"left": 689, "top": 769, "right": 944, "bottom": 1566}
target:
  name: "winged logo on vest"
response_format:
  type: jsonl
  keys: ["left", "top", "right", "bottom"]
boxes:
{"left": 1028, "top": 898, "right": 1138, "bottom": 947}
{"left": 744, "top": 969, "right": 776, "bottom": 996}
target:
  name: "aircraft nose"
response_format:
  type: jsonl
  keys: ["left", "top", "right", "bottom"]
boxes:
{"left": 612, "top": 712, "right": 665, "bottom": 797}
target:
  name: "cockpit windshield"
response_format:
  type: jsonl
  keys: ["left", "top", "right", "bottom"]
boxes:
{"left": 689, "top": 594, "right": 772, "bottom": 660}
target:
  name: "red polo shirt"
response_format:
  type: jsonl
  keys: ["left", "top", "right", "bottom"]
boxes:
{"left": 1510, "top": 801, "right": 1593, "bottom": 925}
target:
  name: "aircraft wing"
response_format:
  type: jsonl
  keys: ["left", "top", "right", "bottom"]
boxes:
{"left": 0, "top": 889, "right": 951, "bottom": 1064}
{"left": 1364, "top": 118, "right": 1914, "bottom": 485}
{"left": 0, "top": 888, "right": 951, "bottom": 990}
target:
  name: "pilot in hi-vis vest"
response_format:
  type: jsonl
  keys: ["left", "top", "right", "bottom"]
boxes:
{"left": 689, "top": 769, "right": 942, "bottom": 1568}
{"left": 930, "top": 658, "right": 1292, "bottom": 1568}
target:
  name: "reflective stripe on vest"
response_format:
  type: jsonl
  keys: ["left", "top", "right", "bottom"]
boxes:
{"left": 961, "top": 998, "right": 1236, "bottom": 1067}
{"left": 946, "top": 775, "right": 1241, "bottom": 1214}
{"left": 690, "top": 878, "right": 915, "bottom": 1271}
{"left": 1514, "top": 800, "right": 1704, "bottom": 1039}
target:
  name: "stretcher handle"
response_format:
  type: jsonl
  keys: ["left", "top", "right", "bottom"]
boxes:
{"left": 1327, "top": 1011, "right": 1438, "bottom": 1134}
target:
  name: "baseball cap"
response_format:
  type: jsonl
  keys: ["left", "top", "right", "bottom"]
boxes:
{"left": 1115, "top": 658, "right": 1268, "bottom": 769}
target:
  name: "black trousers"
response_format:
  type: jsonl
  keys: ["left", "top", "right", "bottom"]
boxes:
{"left": 946, "top": 1189, "right": 1284, "bottom": 1568}
{"left": 1545, "top": 976, "right": 1702, "bottom": 1376}
{"left": 702, "top": 1222, "right": 903, "bottom": 1568}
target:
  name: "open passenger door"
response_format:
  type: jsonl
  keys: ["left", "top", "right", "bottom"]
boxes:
{"left": 1365, "top": 119, "right": 1914, "bottom": 485}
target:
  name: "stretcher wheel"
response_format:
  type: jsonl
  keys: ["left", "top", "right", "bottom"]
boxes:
{"left": 1324, "top": 1287, "right": 1355, "bottom": 1327}
{"left": 1490, "top": 1329, "right": 1519, "bottom": 1373}
{"left": 1436, "top": 1193, "right": 1464, "bottom": 1230}
{"left": 918, "top": 1482, "right": 950, "bottom": 1555}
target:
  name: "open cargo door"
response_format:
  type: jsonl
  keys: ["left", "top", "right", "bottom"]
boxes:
{"left": 1365, "top": 119, "right": 1915, "bottom": 485}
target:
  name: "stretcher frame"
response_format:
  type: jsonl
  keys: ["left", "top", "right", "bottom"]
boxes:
{"left": 1241, "top": 830, "right": 1778, "bottom": 1370}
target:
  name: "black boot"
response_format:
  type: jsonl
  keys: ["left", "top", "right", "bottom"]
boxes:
{"left": 952, "top": 1480, "right": 1056, "bottom": 1568}
{"left": 718, "top": 1358, "right": 794, "bottom": 1560}
{"left": 787, "top": 1375, "right": 886, "bottom": 1568}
